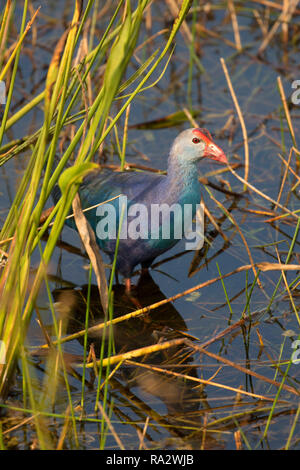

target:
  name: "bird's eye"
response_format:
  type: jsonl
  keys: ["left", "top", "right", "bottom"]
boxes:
{"left": 192, "top": 137, "right": 200, "bottom": 144}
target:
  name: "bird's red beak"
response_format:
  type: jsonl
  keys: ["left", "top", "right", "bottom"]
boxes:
{"left": 204, "top": 141, "right": 228, "bottom": 164}
{"left": 192, "top": 128, "right": 228, "bottom": 164}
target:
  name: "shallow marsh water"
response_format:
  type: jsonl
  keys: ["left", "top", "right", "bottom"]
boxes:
{"left": 0, "top": 0, "right": 300, "bottom": 450}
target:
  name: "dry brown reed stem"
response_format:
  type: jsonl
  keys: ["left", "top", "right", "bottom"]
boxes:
{"left": 56, "top": 408, "right": 70, "bottom": 450}
{"left": 97, "top": 401, "right": 125, "bottom": 450}
{"left": 253, "top": 9, "right": 269, "bottom": 36}
{"left": 203, "top": 203, "right": 229, "bottom": 243}
{"left": 276, "top": 150, "right": 300, "bottom": 185}
{"left": 82, "top": 338, "right": 187, "bottom": 368}
{"left": 275, "top": 147, "right": 293, "bottom": 210}
{"left": 234, "top": 431, "right": 242, "bottom": 450}
{"left": 135, "top": 28, "right": 169, "bottom": 54}
{"left": 277, "top": 76, "right": 297, "bottom": 148}
{"left": 126, "top": 359, "right": 276, "bottom": 402}
{"left": 228, "top": 0, "right": 242, "bottom": 51}
{"left": 138, "top": 416, "right": 149, "bottom": 450}
{"left": 257, "top": 0, "right": 299, "bottom": 55}
{"left": 37, "top": 262, "right": 300, "bottom": 350}
{"left": 183, "top": 107, "right": 199, "bottom": 128}
{"left": 250, "top": 0, "right": 300, "bottom": 13}
{"left": 98, "top": 361, "right": 124, "bottom": 393}
{"left": 228, "top": 164, "right": 299, "bottom": 220}
{"left": 263, "top": 213, "right": 298, "bottom": 224}
{"left": 256, "top": 328, "right": 264, "bottom": 350}
{"left": 197, "top": 315, "right": 259, "bottom": 350}
{"left": 145, "top": 1, "right": 152, "bottom": 31}
{"left": 208, "top": 190, "right": 263, "bottom": 290}
{"left": 196, "top": 24, "right": 237, "bottom": 50}
{"left": 192, "top": 342, "right": 299, "bottom": 397}
{"left": 2, "top": 414, "right": 36, "bottom": 437}
{"left": 275, "top": 246, "right": 300, "bottom": 327}
{"left": 241, "top": 208, "right": 275, "bottom": 217}
{"left": 282, "top": 0, "right": 289, "bottom": 44}
{"left": 220, "top": 57, "right": 249, "bottom": 189}
{"left": 28, "top": 2, "right": 38, "bottom": 46}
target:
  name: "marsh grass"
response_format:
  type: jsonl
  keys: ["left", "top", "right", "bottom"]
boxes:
{"left": 0, "top": 0, "right": 300, "bottom": 450}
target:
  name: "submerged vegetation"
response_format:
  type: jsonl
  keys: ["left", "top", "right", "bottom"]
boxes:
{"left": 0, "top": 0, "right": 299, "bottom": 450}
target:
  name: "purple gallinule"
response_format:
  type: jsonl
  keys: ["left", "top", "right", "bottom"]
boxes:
{"left": 62, "top": 128, "right": 227, "bottom": 291}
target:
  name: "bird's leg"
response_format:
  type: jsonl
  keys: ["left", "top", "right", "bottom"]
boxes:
{"left": 124, "top": 278, "right": 143, "bottom": 310}
{"left": 125, "top": 278, "right": 131, "bottom": 293}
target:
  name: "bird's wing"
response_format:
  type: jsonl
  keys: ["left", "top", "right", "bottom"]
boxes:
{"left": 79, "top": 168, "right": 165, "bottom": 207}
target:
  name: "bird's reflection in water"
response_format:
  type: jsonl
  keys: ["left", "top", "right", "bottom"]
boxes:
{"left": 52, "top": 271, "right": 200, "bottom": 416}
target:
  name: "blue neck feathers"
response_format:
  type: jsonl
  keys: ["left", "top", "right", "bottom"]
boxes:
{"left": 162, "top": 152, "right": 201, "bottom": 208}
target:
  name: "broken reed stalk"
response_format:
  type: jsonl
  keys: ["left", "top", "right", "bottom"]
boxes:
{"left": 227, "top": 0, "right": 242, "bottom": 51}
